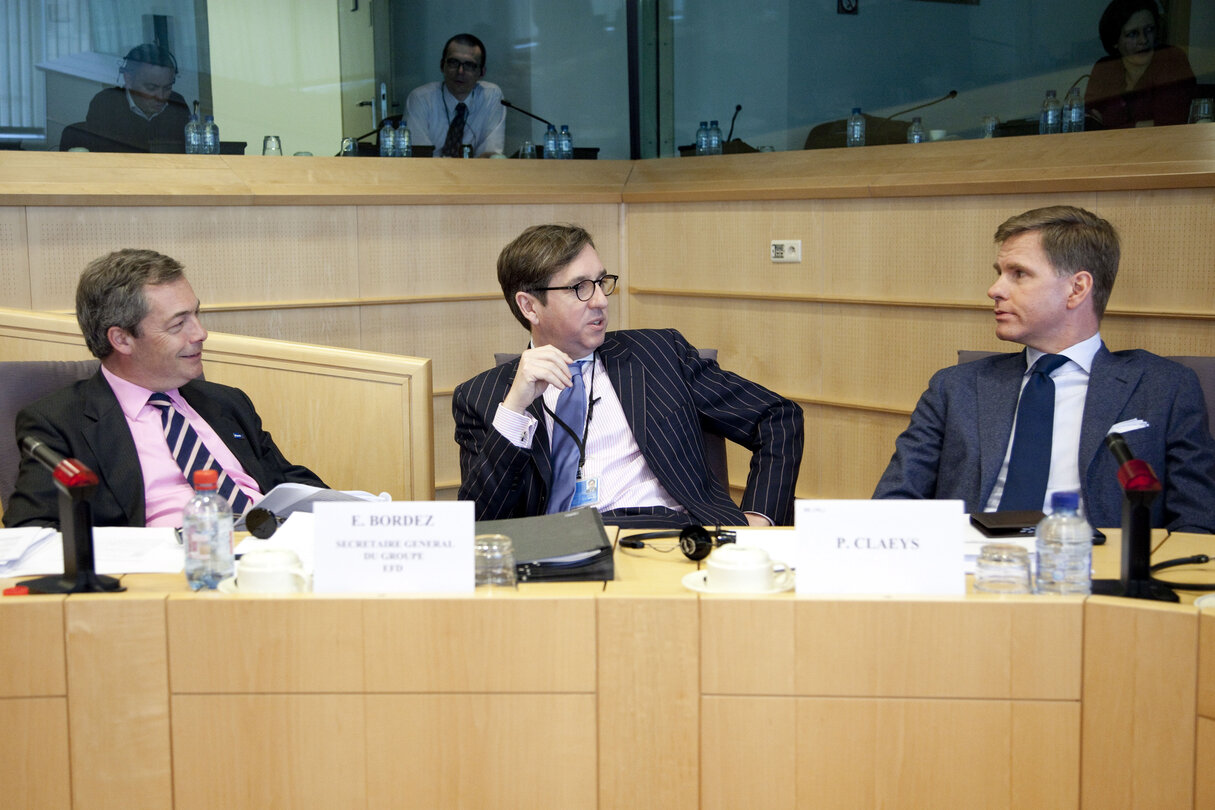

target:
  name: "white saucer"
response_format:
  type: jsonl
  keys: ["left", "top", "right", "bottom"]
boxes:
{"left": 681, "top": 570, "right": 794, "bottom": 595}
{"left": 218, "top": 576, "right": 239, "bottom": 593}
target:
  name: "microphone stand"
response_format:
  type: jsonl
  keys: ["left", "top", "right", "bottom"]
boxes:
{"left": 20, "top": 454, "right": 124, "bottom": 594}
{"left": 1091, "top": 434, "right": 1178, "bottom": 602}
{"left": 501, "top": 100, "right": 554, "bottom": 128}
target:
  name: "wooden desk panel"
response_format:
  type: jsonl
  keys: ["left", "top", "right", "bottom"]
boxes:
{"left": 0, "top": 696, "right": 71, "bottom": 809}
{"left": 1081, "top": 598, "right": 1199, "bottom": 809}
{"left": 365, "top": 694, "right": 598, "bottom": 809}
{"left": 171, "top": 694, "right": 366, "bottom": 810}
{"left": 0, "top": 597, "right": 66, "bottom": 697}
{"left": 65, "top": 595, "right": 172, "bottom": 810}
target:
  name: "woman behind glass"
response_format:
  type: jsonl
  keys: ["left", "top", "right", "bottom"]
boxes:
{"left": 1084, "top": 0, "right": 1196, "bottom": 129}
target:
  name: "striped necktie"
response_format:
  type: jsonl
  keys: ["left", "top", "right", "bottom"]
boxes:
{"left": 148, "top": 392, "right": 252, "bottom": 515}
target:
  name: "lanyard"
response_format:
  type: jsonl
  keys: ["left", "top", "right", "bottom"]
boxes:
{"left": 542, "top": 360, "right": 597, "bottom": 476}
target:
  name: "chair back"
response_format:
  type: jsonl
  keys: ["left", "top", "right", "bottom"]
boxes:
{"left": 957, "top": 350, "right": 1215, "bottom": 437}
{"left": 493, "top": 349, "right": 731, "bottom": 491}
{"left": 0, "top": 360, "right": 99, "bottom": 513}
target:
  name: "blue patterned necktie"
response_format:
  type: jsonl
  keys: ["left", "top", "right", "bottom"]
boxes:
{"left": 441, "top": 102, "right": 468, "bottom": 157}
{"left": 998, "top": 354, "right": 1070, "bottom": 512}
{"left": 547, "top": 362, "right": 587, "bottom": 513}
{"left": 148, "top": 393, "right": 252, "bottom": 515}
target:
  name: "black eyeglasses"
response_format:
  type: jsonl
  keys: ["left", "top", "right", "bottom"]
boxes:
{"left": 530, "top": 275, "right": 618, "bottom": 301}
{"left": 444, "top": 57, "right": 480, "bottom": 73}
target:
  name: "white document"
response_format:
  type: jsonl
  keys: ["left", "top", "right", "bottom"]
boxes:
{"left": 0, "top": 527, "right": 57, "bottom": 573}
{"left": 1, "top": 527, "right": 183, "bottom": 576}
{"left": 795, "top": 500, "right": 967, "bottom": 595}
{"left": 237, "top": 483, "right": 387, "bottom": 528}
{"left": 311, "top": 501, "right": 475, "bottom": 594}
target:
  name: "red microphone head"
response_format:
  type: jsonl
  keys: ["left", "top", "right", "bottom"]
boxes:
{"left": 52, "top": 458, "right": 100, "bottom": 490}
{"left": 1115, "top": 458, "right": 1161, "bottom": 492}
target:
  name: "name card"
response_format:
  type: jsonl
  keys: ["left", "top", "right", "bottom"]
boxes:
{"left": 795, "top": 500, "right": 966, "bottom": 595}
{"left": 312, "top": 501, "right": 474, "bottom": 593}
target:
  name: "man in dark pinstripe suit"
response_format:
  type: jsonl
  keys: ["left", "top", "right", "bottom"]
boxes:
{"left": 453, "top": 224, "right": 804, "bottom": 528}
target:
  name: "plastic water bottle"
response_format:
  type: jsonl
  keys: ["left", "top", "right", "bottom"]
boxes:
{"left": 558, "top": 124, "right": 573, "bottom": 159}
{"left": 695, "top": 121, "right": 709, "bottom": 156}
{"left": 202, "top": 114, "right": 220, "bottom": 154}
{"left": 847, "top": 107, "right": 866, "bottom": 147}
{"left": 907, "top": 116, "right": 925, "bottom": 144}
{"left": 704, "top": 120, "right": 719, "bottom": 155}
{"left": 379, "top": 119, "right": 395, "bottom": 156}
{"left": 184, "top": 104, "right": 202, "bottom": 154}
{"left": 1035, "top": 491, "right": 1092, "bottom": 595}
{"left": 543, "top": 124, "right": 558, "bottom": 159}
{"left": 183, "top": 469, "right": 235, "bottom": 590}
{"left": 1039, "top": 90, "right": 1062, "bottom": 134}
{"left": 396, "top": 121, "right": 411, "bottom": 157}
{"left": 1063, "top": 87, "right": 1085, "bottom": 133}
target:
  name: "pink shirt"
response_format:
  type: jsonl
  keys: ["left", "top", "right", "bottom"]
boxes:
{"left": 101, "top": 366, "right": 262, "bottom": 527}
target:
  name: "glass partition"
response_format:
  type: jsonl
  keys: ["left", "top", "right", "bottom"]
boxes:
{"left": 2, "top": 0, "right": 1211, "bottom": 157}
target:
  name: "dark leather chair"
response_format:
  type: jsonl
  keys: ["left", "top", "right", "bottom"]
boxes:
{"left": 0, "top": 359, "right": 100, "bottom": 515}
{"left": 493, "top": 349, "right": 731, "bottom": 491}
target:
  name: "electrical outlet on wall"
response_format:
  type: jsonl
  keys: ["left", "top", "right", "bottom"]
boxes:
{"left": 770, "top": 240, "right": 802, "bottom": 263}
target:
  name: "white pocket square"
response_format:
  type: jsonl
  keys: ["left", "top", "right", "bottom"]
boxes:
{"left": 1108, "top": 419, "right": 1149, "bottom": 435}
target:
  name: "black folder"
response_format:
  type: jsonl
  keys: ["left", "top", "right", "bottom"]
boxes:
{"left": 475, "top": 508, "right": 615, "bottom": 582}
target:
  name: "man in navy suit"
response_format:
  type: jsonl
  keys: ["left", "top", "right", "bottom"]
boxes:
{"left": 453, "top": 224, "right": 803, "bottom": 527}
{"left": 5, "top": 249, "right": 325, "bottom": 529}
{"left": 874, "top": 205, "right": 1215, "bottom": 532}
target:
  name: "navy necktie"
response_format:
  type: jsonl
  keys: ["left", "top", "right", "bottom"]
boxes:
{"left": 998, "top": 354, "right": 1070, "bottom": 512}
{"left": 547, "top": 362, "right": 586, "bottom": 513}
{"left": 441, "top": 102, "right": 468, "bottom": 157}
{"left": 148, "top": 393, "right": 252, "bottom": 515}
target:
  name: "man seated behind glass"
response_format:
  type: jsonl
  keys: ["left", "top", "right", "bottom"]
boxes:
{"left": 73, "top": 43, "right": 191, "bottom": 153}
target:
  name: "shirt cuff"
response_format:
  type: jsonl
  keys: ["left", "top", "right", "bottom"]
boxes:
{"left": 493, "top": 403, "right": 537, "bottom": 449}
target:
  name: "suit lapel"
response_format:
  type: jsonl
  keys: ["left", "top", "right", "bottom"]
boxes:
{"left": 80, "top": 373, "right": 146, "bottom": 525}
{"left": 1079, "top": 346, "right": 1139, "bottom": 477}
{"left": 598, "top": 335, "right": 647, "bottom": 454}
{"left": 976, "top": 351, "right": 1028, "bottom": 502}
{"left": 180, "top": 382, "right": 262, "bottom": 480}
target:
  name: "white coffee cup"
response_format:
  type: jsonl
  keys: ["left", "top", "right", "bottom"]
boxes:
{"left": 237, "top": 549, "right": 308, "bottom": 593}
{"left": 704, "top": 545, "right": 793, "bottom": 592}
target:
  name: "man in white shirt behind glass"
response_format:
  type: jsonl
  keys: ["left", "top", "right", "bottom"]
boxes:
{"left": 405, "top": 33, "right": 505, "bottom": 157}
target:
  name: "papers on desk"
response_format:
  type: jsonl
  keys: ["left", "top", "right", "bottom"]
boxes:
{"left": 236, "top": 483, "right": 388, "bottom": 529}
{"left": 0, "top": 527, "right": 183, "bottom": 576}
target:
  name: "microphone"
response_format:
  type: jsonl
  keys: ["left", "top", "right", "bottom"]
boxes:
{"left": 500, "top": 100, "right": 554, "bottom": 128}
{"left": 1104, "top": 433, "right": 1161, "bottom": 492}
{"left": 725, "top": 104, "right": 742, "bottom": 142}
{"left": 885, "top": 90, "right": 957, "bottom": 120}
{"left": 244, "top": 507, "right": 285, "bottom": 539}
{"left": 20, "top": 436, "right": 99, "bottom": 491}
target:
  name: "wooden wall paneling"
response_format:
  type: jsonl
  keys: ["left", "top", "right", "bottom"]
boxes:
{"left": 434, "top": 392, "right": 460, "bottom": 494}
{"left": 794, "top": 697, "right": 1076, "bottom": 810}
{"left": 200, "top": 306, "right": 365, "bottom": 353}
{"left": 364, "top": 694, "right": 598, "bottom": 810}
{"left": 0, "top": 207, "right": 31, "bottom": 308}
{"left": 362, "top": 597, "right": 596, "bottom": 693}
{"left": 1081, "top": 598, "right": 1198, "bottom": 809}
{"left": 171, "top": 694, "right": 367, "bottom": 810}
{"left": 355, "top": 203, "right": 622, "bottom": 300}
{"left": 793, "top": 600, "right": 1083, "bottom": 700}
{"left": 597, "top": 596, "right": 699, "bottom": 810}
{"left": 166, "top": 597, "right": 366, "bottom": 694}
{"left": 700, "top": 598, "right": 796, "bottom": 695}
{"left": 24, "top": 205, "right": 361, "bottom": 313}
{"left": 65, "top": 595, "right": 172, "bottom": 810}
{"left": 793, "top": 405, "right": 908, "bottom": 500}
{"left": 0, "top": 697, "right": 72, "bottom": 809}
{"left": 700, "top": 696, "right": 796, "bottom": 810}
{"left": 1100, "top": 312, "right": 1215, "bottom": 358}
{"left": 0, "top": 597, "right": 66, "bottom": 698}
{"left": 1094, "top": 188, "right": 1215, "bottom": 315}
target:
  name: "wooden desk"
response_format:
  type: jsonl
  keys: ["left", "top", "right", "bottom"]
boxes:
{"left": 2, "top": 530, "right": 1213, "bottom": 809}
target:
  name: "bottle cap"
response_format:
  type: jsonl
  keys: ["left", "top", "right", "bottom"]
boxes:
{"left": 192, "top": 469, "right": 219, "bottom": 490}
{"left": 852, "top": 107, "right": 861, "bottom": 114}
{"left": 1050, "top": 491, "right": 1080, "bottom": 512}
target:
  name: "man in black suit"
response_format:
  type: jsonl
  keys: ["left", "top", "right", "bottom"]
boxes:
{"left": 76, "top": 43, "right": 190, "bottom": 153}
{"left": 453, "top": 224, "right": 804, "bottom": 527}
{"left": 4, "top": 249, "right": 325, "bottom": 529}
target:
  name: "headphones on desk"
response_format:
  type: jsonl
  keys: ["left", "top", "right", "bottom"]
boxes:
{"left": 619, "top": 526, "right": 736, "bottom": 561}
